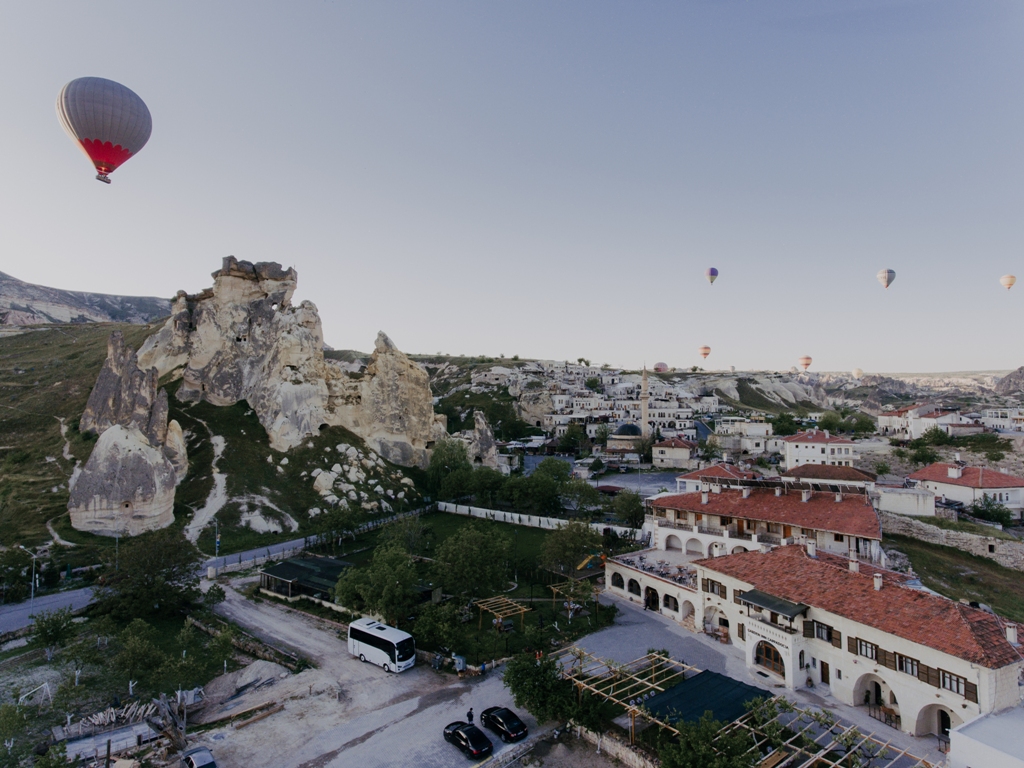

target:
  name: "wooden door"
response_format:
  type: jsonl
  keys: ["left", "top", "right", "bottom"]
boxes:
{"left": 783, "top": 525, "right": 792, "bottom": 538}
{"left": 820, "top": 661, "right": 830, "bottom": 685}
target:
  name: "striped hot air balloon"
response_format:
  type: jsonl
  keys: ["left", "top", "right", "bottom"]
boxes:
{"left": 704, "top": 267, "right": 718, "bottom": 285}
{"left": 1000, "top": 274, "right": 1016, "bottom": 290}
{"left": 698, "top": 346, "right": 711, "bottom": 360}
{"left": 57, "top": 77, "right": 152, "bottom": 184}
{"left": 798, "top": 356, "right": 812, "bottom": 371}
{"left": 852, "top": 368, "right": 864, "bottom": 379}
{"left": 876, "top": 269, "right": 895, "bottom": 289}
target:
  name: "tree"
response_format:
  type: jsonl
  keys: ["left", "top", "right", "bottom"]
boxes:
{"left": 817, "top": 412, "right": 845, "bottom": 433}
{"left": 562, "top": 478, "right": 601, "bottom": 519}
{"left": 431, "top": 524, "right": 511, "bottom": 598}
{"left": 632, "top": 435, "right": 655, "bottom": 463}
{"left": 969, "top": 496, "right": 1014, "bottom": 526}
{"left": 0, "top": 549, "right": 31, "bottom": 605}
{"left": 698, "top": 436, "right": 722, "bottom": 460}
{"left": 558, "top": 424, "right": 588, "bottom": 455}
{"left": 584, "top": 377, "right": 603, "bottom": 393}
{"left": 31, "top": 608, "right": 75, "bottom": 662}
{"left": 414, "top": 602, "right": 466, "bottom": 653}
{"left": 112, "top": 619, "right": 165, "bottom": 687}
{"left": 317, "top": 504, "right": 366, "bottom": 555}
{"left": 100, "top": 528, "right": 203, "bottom": 619}
{"left": 910, "top": 445, "right": 939, "bottom": 465}
{"left": 32, "top": 742, "right": 68, "bottom": 768}
{"left": 541, "top": 521, "right": 601, "bottom": 576}
{"left": 921, "top": 426, "right": 954, "bottom": 446}
{"left": 502, "top": 653, "right": 574, "bottom": 724}
{"left": 769, "top": 413, "right": 799, "bottom": 436}
{"left": 334, "top": 544, "right": 420, "bottom": 626}
{"left": 427, "top": 439, "right": 473, "bottom": 498}
{"left": 658, "top": 711, "right": 758, "bottom": 768}
{"left": 470, "top": 467, "right": 507, "bottom": 508}
{"left": 594, "top": 424, "right": 611, "bottom": 445}
{"left": 533, "top": 458, "right": 572, "bottom": 486}
{"left": 611, "top": 490, "right": 645, "bottom": 529}
{"left": 874, "top": 461, "right": 891, "bottom": 477}
{"left": 379, "top": 515, "right": 431, "bottom": 556}
{"left": 851, "top": 413, "right": 877, "bottom": 435}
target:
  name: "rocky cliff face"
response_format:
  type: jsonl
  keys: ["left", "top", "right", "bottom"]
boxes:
{"left": 996, "top": 367, "right": 1024, "bottom": 395}
{"left": 0, "top": 271, "right": 169, "bottom": 325}
{"left": 138, "top": 257, "right": 447, "bottom": 467}
{"left": 69, "top": 331, "right": 187, "bottom": 536}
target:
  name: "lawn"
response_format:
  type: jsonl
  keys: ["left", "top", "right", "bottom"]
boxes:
{"left": 885, "top": 534, "right": 1024, "bottom": 622}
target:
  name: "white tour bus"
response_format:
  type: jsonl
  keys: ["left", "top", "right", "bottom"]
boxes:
{"left": 347, "top": 618, "right": 416, "bottom": 673}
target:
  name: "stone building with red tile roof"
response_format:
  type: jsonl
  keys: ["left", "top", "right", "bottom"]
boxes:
{"left": 674, "top": 463, "right": 758, "bottom": 493}
{"left": 651, "top": 438, "right": 697, "bottom": 469}
{"left": 909, "top": 462, "right": 1024, "bottom": 520}
{"left": 782, "top": 429, "right": 858, "bottom": 470}
{"left": 692, "top": 545, "right": 1024, "bottom": 740}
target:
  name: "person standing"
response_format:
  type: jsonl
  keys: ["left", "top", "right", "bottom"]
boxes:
{"left": 467, "top": 707, "right": 474, "bottom": 724}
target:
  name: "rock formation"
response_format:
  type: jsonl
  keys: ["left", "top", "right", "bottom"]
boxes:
{"left": 996, "top": 367, "right": 1024, "bottom": 395}
{"left": 467, "top": 411, "right": 498, "bottom": 467}
{"left": 69, "top": 331, "right": 187, "bottom": 537}
{"left": 138, "top": 256, "right": 447, "bottom": 467}
{"left": 0, "top": 270, "right": 169, "bottom": 325}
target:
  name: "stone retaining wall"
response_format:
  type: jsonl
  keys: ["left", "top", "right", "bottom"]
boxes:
{"left": 577, "top": 727, "right": 658, "bottom": 768}
{"left": 438, "top": 502, "right": 636, "bottom": 539}
{"left": 879, "top": 511, "right": 1024, "bottom": 571}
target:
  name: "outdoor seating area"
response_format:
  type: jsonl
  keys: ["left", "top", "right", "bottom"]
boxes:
{"left": 615, "top": 551, "right": 697, "bottom": 588}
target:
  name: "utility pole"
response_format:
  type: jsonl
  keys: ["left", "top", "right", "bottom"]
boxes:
{"left": 18, "top": 546, "right": 37, "bottom": 610}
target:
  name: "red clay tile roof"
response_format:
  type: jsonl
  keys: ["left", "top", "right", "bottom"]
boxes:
{"left": 783, "top": 430, "right": 855, "bottom": 445}
{"left": 654, "top": 438, "right": 697, "bottom": 449}
{"left": 880, "top": 403, "right": 930, "bottom": 417}
{"left": 782, "top": 465, "right": 877, "bottom": 482}
{"left": 697, "top": 546, "right": 1024, "bottom": 670}
{"left": 908, "top": 463, "right": 1024, "bottom": 489}
{"left": 676, "top": 464, "right": 757, "bottom": 482}
{"left": 651, "top": 489, "right": 881, "bottom": 539}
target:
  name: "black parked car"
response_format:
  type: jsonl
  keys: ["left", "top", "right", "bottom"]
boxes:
{"left": 480, "top": 706, "right": 529, "bottom": 743}
{"left": 443, "top": 721, "right": 494, "bottom": 759}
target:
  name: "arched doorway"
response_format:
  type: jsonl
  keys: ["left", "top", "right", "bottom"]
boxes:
{"left": 627, "top": 578, "right": 641, "bottom": 596}
{"left": 731, "top": 546, "right": 748, "bottom": 554}
{"left": 679, "top": 600, "right": 695, "bottom": 621}
{"left": 665, "top": 534, "right": 682, "bottom": 551}
{"left": 663, "top": 594, "right": 679, "bottom": 612}
{"left": 611, "top": 572, "right": 624, "bottom": 589}
{"left": 685, "top": 538, "right": 704, "bottom": 556}
{"left": 755, "top": 641, "right": 785, "bottom": 677}
{"left": 853, "top": 673, "right": 893, "bottom": 709}
{"left": 703, "top": 606, "right": 725, "bottom": 634}
{"left": 915, "top": 704, "right": 962, "bottom": 737}
{"left": 645, "top": 586, "right": 660, "bottom": 611}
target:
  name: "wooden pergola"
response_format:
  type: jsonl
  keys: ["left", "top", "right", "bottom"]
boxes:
{"left": 548, "top": 580, "right": 601, "bottom": 613}
{"left": 474, "top": 596, "right": 530, "bottom": 631}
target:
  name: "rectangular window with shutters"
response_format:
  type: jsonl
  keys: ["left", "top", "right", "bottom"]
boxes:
{"left": 734, "top": 590, "right": 745, "bottom": 605}
{"left": 737, "top": 624, "right": 745, "bottom": 640}
{"left": 940, "top": 670, "right": 966, "bottom": 696}
{"left": 857, "top": 639, "right": 878, "bottom": 661}
{"left": 814, "top": 622, "right": 832, "bottom": 643}
{"left": 896, "top": 655, "right": 919, "bottom": 678}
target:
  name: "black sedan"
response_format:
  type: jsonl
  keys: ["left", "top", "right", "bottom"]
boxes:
{"left": 443, "top": 721, "right": 494, "bottom": 759}
{"left": 480, "top": 706, "right": 529, "bottom": 743}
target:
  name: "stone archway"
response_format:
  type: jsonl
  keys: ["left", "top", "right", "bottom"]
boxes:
{"left": 627, "top": 578, "right": 641, "bottom": 596}
{"left": 644, "top": 586, "right": 660, "bottom": 611}
{"left": 611, "top": 572, "right": 624, "bottom": 590}
{"left": 755, "top": 641, "right": 785, "bottom": 678}
{"left": 915, "top": 704, "right": 962, "bottom": 738}
{"left": 685, "top": 538, "right": 704, "bottom": 556}
{"left": 665, "top": 534, "right": 683, "bottom": 551}
{"left": 731, "top": 546, "right": 748, "bottom": 554}
{"left": 853, "top": 672, "right": 893, "bottom": 709}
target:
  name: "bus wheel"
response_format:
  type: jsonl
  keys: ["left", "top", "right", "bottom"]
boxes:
{"left": 359, "top": 654, "right": 366, "bottom": 663}
{"left": 383, "top": 663, "right": 391, "bottom": 673}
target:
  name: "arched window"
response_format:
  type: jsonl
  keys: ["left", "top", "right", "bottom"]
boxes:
{"left": 663, "top": 594, "right": 679, "bottom": 612}
{"left": 627, "top": 579, "right": 641, "bottom": 596}
{"left": 611, "top": 572, "right": 625, "bottom": 589}
{"left": 755, "top": 641, "right": 785, "bottom": 677}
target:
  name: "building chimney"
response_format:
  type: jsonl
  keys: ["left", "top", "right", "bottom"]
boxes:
{"left": 742, "top": 487, "right": 751, "bottom": 499}
{"left": 775, "top": 486, "right": 782, "bottom": 497}
{"left": 948, "top": 464, "right": 963, "bottom": 479}
{"left": 836, "top": 492, "right": 843, "bottom": 503}
{"left": 1007, "top": 625, "right": 1019, "bottom": 646}
{"left": 712, "top": 484, "right": 722, "bottom": 494}
{"left": 807, "top": 541, "right": 817, "bottom": 558}
{"left": 801, "top": 490, "right": 812, "bottom": 503}
{"left": 954, "top": 452, "right": 961, "bottom": 463}
{"left": 849, "top": 556, "right": 860, "bottom": 574}
{"left": 824, "top": 430, "right": 830, "bottom": 439}
{"left": 873, "top": 573, "right": 883, "bottom": 591}
{"left": 701, "top": 492, "right": 709, "bottom": 505}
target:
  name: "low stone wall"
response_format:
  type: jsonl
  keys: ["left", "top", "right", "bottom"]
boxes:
{"left": 880, "top": 511, "right": 1024, "bottom": 572}
{"left": 577, "top": 727, "right": 658, "bottom": 768}
{"left": 438, "top": 502, "right": 635, "bottom": 539}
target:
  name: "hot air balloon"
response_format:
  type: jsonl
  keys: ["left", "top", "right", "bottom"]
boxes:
{"left": 798, "top": 356, "right": 812, "bottom": 371}
{"left": 852, "top": 368, "right": 864, "bottom": 379}
{"left": 653, "top": 362, "right": 669, "bottom": 373}
{"left": 57, "top": 77, "right": 152, "bottom": 184}
{"left": 876, "top": 269, "right": 895, "bottom": 289}
{"left": 705, "top": 268, "right": 718, "bottom": 285}
{"left": 1000, "top": 274, "right": 1016, "bottom": 290}
{"left": 698, "top": 346, "right": 711, "bottom": 360}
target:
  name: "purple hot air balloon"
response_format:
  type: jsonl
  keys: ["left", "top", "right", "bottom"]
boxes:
{"left": 705, "top": 267, "right": 718, "bottom": 285}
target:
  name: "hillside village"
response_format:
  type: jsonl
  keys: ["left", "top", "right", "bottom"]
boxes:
{"left": 3, "top": 266, "right": 1024, "bottom": 768}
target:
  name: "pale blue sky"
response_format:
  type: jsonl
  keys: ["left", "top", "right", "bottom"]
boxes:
{"left": 1, "top": 2, "right": 1023, "bottom": 373}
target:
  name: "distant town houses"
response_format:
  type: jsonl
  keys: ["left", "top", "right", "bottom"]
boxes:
{"left": 908, "top": 461, "right": 1024, "bottom": 519}
{"left": 783, "top": 429, "right": 858, "bottom": 470}
{"left": 877, "top": 403, "right": 982, "bottom": 440}
{"left": 979, "top": 407, "right": 1024, "bottom": 432}
{"left": 714, "top": 416, "right": 785, "bottom": 455}
{"left": 651, "top": 438, "right": 698, "bottom": 469}
{"left": 674, "top": 463, "right": 758, "bottom": 493}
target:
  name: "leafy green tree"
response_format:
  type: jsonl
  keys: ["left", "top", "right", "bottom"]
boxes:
{"left": 769, "top": 413, "right": 799, "bottom": 436}
{"left": 632, "top": 435, "right": 655, "bottom": 463}
{"left": 33, "top": 742, "right": 68, "bottom": 768}
{"left": 921, "top": 427, "right": 954, "bottom": 446}
{"left": 541, "top": 520, "right": 601, "bottom": 576}
{"left": 910, "top": 446, "right": 939, "bottom": 465}
{"left": 379, "top": 515, "right": 431, "bottom": 555}
{"left": 611, "top": 490, "right": 645, "bottom": 529}
{"left": 874, "top": 461, "right": 891, "bottom": 476}
{"left": 441, "top": 466, "right": 475, "bottom": 501}
{"left": 658, "top": 711, "right": 758, "bottom": 768}
{"left": 851, "top": 413, "right": 876, "bottom": 434}
{"left": 969, "top": 496, "right": 1014, "bottom": 526}
{"left": 585, "top": 377, "right": 602, "bottom": 393}
{"left": 817, "top": 412, "right": 845, "bottom": 433}
{"left": 30, "top": 608, "right": 75, "bottom": 662}
{"left": 203, "top": 583, "right": 226, "bottom": 611}
{"left": 334, "top": 544, "right": 420, "bottom": 626}
{"left": 0, "top": 703, "right": 24, "bottom": 755}
{"left": 317, "top": 504, "right": 366, "bottom": 555}
{"left": 533, "top": 458, "right": 572, "bottom": 485}
{"left": 698, "top": 436, "right": 722, "bottom": 460}
{"left": 594, "top": 424, "right": 611, "bottom": 445}
{"left": 470, "top": 467, "right": 507, "bottom": 508}
{"left": 100, "top": 528, "right": 203, "bottom": 619}
{"left": 414, "top": 602, "right": 466, "bottom": 653}
{"left": 0, "top": 549, "right": 31, "bottom": 605}
{"left": 589, "top": 458, "right": 605, "bottom": 474}
{"left": 112, "top": 619, "right": 166, "bottom": 687}
{"left": 502, "top": 653, "right": 575, "bottom": 723}
{"left": 562, "top": 478, "right": 601, "bottom": 519}
{"left": 427, "top": 439, "right": 473, "bottom": 498}
{"left": 558, "top": 424, "right": 588, "bottom": 455}
{"left": 431, "top": 523, "right": 511, "bottom": 598}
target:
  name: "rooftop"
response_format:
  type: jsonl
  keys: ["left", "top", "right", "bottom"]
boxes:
{"left": 698, "top": 546, "right": 1024, "bottom": 670}
{"left": 909, "top": 463, "right": 1024, "bottom": 489}
{"left": 782, "top": 465, "right": 877, "bottom": 482}
{"left": 651, "top": 488, "right": 882, "bottom": 539}
{"left": 260, "top": 556, "right": 350, "bottom": 593}
{"left": 676, "top": 464, "right": 758, "bottom": 482}
{"left": 653, "top": 438, "right": 697, "bottom": 449}
{"left": 783, "top": 430, "right": 855, "bottom": 445}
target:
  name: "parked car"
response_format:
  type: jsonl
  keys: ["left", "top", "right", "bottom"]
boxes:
{"left": 480, "top": 706, "right": 529, "bottom": 743}
{"left": 443, "top": 721, "right": 494, "bottom": 759}
{"left": 181, "top": 747, "right": 217, "bottom": 768}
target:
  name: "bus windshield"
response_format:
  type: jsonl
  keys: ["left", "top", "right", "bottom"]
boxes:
{"left": 396, "top": 638, "right": 416, "bottom": 662}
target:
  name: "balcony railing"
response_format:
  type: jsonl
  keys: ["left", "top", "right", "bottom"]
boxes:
{"left": 867, "top": 705, "right": 901, "bottom": 731}
{"left": 697, "top": 526, "right": 723, "bottom": 537}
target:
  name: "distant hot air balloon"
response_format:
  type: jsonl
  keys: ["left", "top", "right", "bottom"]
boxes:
{"left": 876, "top": 269, "right": 896, "bottom": 289}
{"left": 653, "top": 362, "right": 669, "bottom": 373}
{"left": 798, "top": 356, "right": 812, "bottom": 371}
{"left": 705, "top": 268, "right": 718, "bottom": 285}
{"left": 57, "top": 77, "right": 152, "bottom": 184}
{"left": 852, "top": 368, "right": 864, "bottom": 379}
{"left": 1000, "top": 274, "right": 1016, "bottom": 290}
{"left": 698, "top": 346, "right": 711, "bottom": 360}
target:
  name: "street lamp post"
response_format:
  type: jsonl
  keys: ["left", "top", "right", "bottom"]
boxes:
{"left": 214, "top": 519, "right": 220, "bottom": 558}
{"left": 18, "top": 546, "right": 38, "bottom": 610}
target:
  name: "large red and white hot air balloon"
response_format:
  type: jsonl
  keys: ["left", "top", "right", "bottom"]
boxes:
{"left": 698, "top": 345, "right": 711, "bottom": 360}
{"left": 57, "top": 77, "right": 152, "bottom": 184}
{"left": 798, "top": 355, "right": 812, "bottom": 371}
